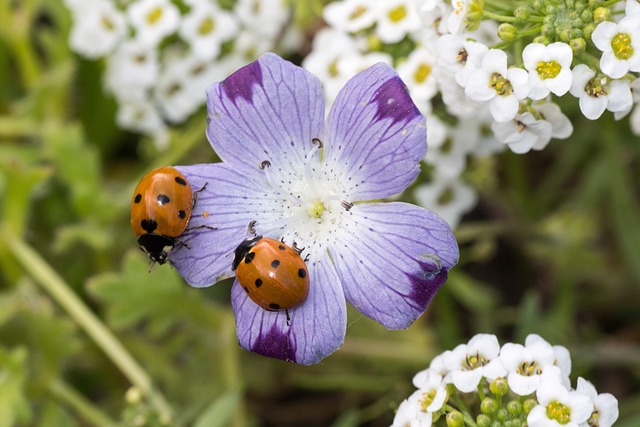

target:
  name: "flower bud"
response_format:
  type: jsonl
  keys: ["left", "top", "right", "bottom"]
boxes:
{"left": 481, "top": 397, "right": 498, "bottom": 414}
{"left": 533, "top": 35, "right": 551, "bottom": 45}
{"left": 507, "top": 400, "right": 523, "bottom": 416}
{"left": 446, "top": 411, "right": 465, "bottom": 427}
{"left": 570, "top": 37, "right": 586, "bottom": 53}
{"left": 583, "top": 23, "right": 596, "bottom": 39}
{"left": 593, "top": 7, "right": 610, "bottom": 23}
{"left": 491, "top": 422, "right": 501, "bottom": 427}
{"left": 532, "top": 0, "right": 545, "bottom": 10}
{"left": 514, "top": 7, "right": 530, "bottom": 22}
{"left": 496, "top": 408, "right": 508, "bottom": 421}
{"left": 490, "top": 378, "right": 509, "bottom": 396}
{"left": 498, "top": 23, "right": 517, "bottom": 41}
{"left": 571, "top": 28, "right": 583, "bottom": 39}
{"left": 581, "top": 9, "right": 593, "bottom": 22}
{"left": 477, "top": 414, "right": 492, "bottom": 427}
{"left": 523, "top": 398, "right": 538, "bottom": 414}
{"left": 511, "top": 419, "right": 523, "bottom": 427}
{"left": 558, "top": 28, "right": 572, "bottom": 41}
{"left": 589, "top": 0, "right": 603, "bottom": 7}
{"left": 541, "top": 24, "right": 555, "bottom": 37}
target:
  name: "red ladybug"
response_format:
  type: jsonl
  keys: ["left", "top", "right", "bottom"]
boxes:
{"left": 131, "top": 166, "right": 196, "bottom": 265}
{"left": 232, "top": 236, "right": 310, "bottom": 311}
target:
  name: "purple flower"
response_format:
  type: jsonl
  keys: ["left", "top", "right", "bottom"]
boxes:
{"left": 170, "top": 53, "right": 459, "bottom": 365}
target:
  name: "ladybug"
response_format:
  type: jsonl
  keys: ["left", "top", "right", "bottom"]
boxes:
{"left": 131, "top": 166, "right": 200, "bottom": 265}
{"left": 232, "top": 236, "right": 310, "bottom": 311}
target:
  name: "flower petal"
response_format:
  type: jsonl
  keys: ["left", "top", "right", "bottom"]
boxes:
{"left": 171, "top": 163, "right": 272, "bottom": 287}
{"left": 231, "top": 247, "right": 346, "bottom": 365}
{"left": 324, "top": 63, "right": 426, "bottom": 200}
{"left": 330, "top": 202, "right": 458, "bottom": 329}
{"left": 206, "top": 53, "right": 325, "bottom": 173}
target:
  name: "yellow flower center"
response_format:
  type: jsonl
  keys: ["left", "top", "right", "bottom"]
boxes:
{"left": 349, "top": 5, "right": 367, "bottom": 21}
{"left": 536, "top": 60, "right": 562, "bottom": 79}
{"left": 437, "top": 187, "right": 454, "bottom": 205}
{"left": 489, "top": 72, "right": 514, "bottom": 96}
{"left": 611, "top": 33, "right": 634, "bottom": 60}
{"left": 463, "top": 352, "right": 490, "bottom": 370}
{"left": 546, "top": 400, "right": 572, "bottom": 425}
{"left": 101, "top": 15, "right": 115, "bottom": 31}
{"left": 198, "top": 17, "right": 215, "bottom": 35}
{"left": 419, "top": 389, "right": 437, "bottom": 412}
{"left": 309, "top": 200, "right": 326, "bottom": 219}
{"left": 517, "top": 361, "right": 542, "bottom": 376}
{"left": 146, "top": 6, "right": 164, "bottom": 25}
{"left": 414, "top": 63, "right": 432, "bottom": 83}
{"left": 388, "top": 5, "right": 407, "bottom": 22}
{"left": 457, "top": 48, "right": 468, "bottom": 64}
{"left": 586, "top": 76, "right": 608, "bottom": 98}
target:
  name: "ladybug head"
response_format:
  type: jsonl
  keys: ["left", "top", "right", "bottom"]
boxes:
{"left": 232, "top": 235, "right": 263, "bottom": 271}
{"left": 138, "top": 234, "right": 175, "bottom": 265}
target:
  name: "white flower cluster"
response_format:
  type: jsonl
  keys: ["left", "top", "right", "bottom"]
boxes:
{"left": 392, "top": 333, "right": 619, "bottom": 427}
{"left": 65, "top": 0, "right": 297, "bottom": 147}
{"left": 306, "top": 0, "right": 640, "bottom": 227}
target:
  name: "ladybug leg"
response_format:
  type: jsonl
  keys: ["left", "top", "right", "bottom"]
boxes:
{"left": 192, "top": 182, "right": 209, "bottom": 208}
{"left": 291, "top": 241, "right": 305, "bottom": 255}
{"left": 247, "top": 220, "right": 257, "bottom": 235}
{"left": 185, "top": 224, "right": 216, "bottom": 233}
{"left": 285, "top": 309, "right": 291, "bottom": 326}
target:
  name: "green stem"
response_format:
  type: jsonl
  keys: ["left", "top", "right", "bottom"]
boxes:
{"left": 220, "top": 312, "right": 246, "bottom": 427}
{"left": 516, "top": 26, "right": 543, "bottom": 37}
{"left": 482, "top": 10, "right": 518, "bottom": 22}
{"left": 2, "top": 233, "right": 173, "bottom": 422}
{"left": 578, "top": 52, "right": 602, "bottom": 70}
{"left": 49, "top": 379, "right": 116, "bottom": 427}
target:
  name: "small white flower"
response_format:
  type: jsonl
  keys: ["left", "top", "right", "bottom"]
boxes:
{"left": 375, "top": 0, "right": 422, "bottom": 44}
{"left": 303, "top": 28, "right": 365, "bottom": 106}
{"left": 391, "top": 396, "right": 432, "bottom": 427}
{"left": 411, "top": 369, "right": 448, "bottom": 412}
{"left": 627, "top": 0, "right": 640, "bottom": 15}
{"left": 631, "top": 104, "right": 640, "bottom": 134}
{"left": 528, "top": 380, "right": 593, "bottom": 427}
{"left": 465, "top": 49, "right": 529, "bottom": 122}
{"left": 569, "top": 64, "right": 633, "bottom": 119}
{"left": 500, "top": 336, "right": 565, "bottom": 396}
{"left": 444, "top": 334, "right": 507, "bottom": 392}
{"left": 179, "top": 0, "right": 239, "bottom": 60}
{"left": 67, "top": 0, "right": 126, "bottom": 59}
{"left": 155, "top": 54, "right": 215, "bottom": 123}
{"left": 492, "top": 112, "right": 553, "bottom": 154}
{"left": 426, "top": 117, "right": 477, "bottom": 178}
{"left": 104, "top": 39, "right": 159, "bottom": 101}
{"left": 446, "top": 0, "right": 472, "bottom": 34}
{"left": 576, "top": 377, "right": 619, "bottom": 427}
{"left": 415, "top": 0, "right": 451, "bottom": 37}
{"left": 398, "top": 47, "right": 439, "bottom": 103}
{"left": 414, "top": 175, "right": 477, "bottom": 229}
{"left": 592, "top": 15, "right": 640, "bottom": 78}
{"left": 127, "top": 0, "right": 180, "bottom": 48}
{"left": 523, "top": 42, "right": 573, "bottom": 100}
{"left": 323, "top": 0, "right": 380, "bottom": 34}
{"left": 435, "top": 34, "right": 489, "bottom": 87}
{"left": 236, "top": 0, "right": 290, "bottom": 40}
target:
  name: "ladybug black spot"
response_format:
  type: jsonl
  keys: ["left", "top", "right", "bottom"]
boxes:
{"left": 269, "top": 303, "right": 280, "bottom": 310}
{"left": 278, "top": 244, "right": 286, "bottom": 250}
{"left": 134, "top": 194, "right": 142, "bottom": 203}
{"left": 141, "top": 219, "right": 158, "bottom": 233}
{"left": 175, "top": 176, "right": 187, "bottom": 186}
{"left": 177, "top": 210, "right": 186, "bottom": 219}
{"left": 244, "top": 252, "right": 256, "bottom": 264}
{"left": 157, "top": 194, "right": 170, "bottom": 205}
{"left": 298, "top": 268, "right": 307, "bottom": 278}
{"left": 255, "top": 278, "right": 262, "bottom": 288}
{"left": 271, "top": 259, "right": 280, "bottom": 268}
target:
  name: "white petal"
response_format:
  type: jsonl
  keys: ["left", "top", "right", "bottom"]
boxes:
{"left": 591, "top": 21, "right": 618, "bottom": 52}
{"left": 452, "top": 369, "right": 483, "bottom": 392}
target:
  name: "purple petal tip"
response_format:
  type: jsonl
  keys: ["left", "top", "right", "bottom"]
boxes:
{"left": 372, "top": 76, "right": 421, "bottom": 125}
{"left": 251, "top": 325, "right": 297, "bottom": 363}
{"left": 407, "top": 259, "right": 448, "bottom": 308}
{"left": 220, "top": 59, "right": 263, "bottom": 105}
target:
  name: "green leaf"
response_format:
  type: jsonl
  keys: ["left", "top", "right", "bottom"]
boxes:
{"left": 0, "top": 346, "right": 32, "bottom": 427}
{"left": 192, "top": 390, "right": 241, "bottom": 427}
{"left": 87, "top": 250, "right": 219, "bottom": 336}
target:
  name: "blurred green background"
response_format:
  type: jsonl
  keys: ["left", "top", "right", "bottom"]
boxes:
{"left": 0, "top": 0, "right": 639, "bottom": 426}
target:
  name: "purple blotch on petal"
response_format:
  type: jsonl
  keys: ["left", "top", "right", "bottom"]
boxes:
{"left": 220, "top": 59, "right": 263, "bottom": 105}
{"left": 371, "top": 76, "right": 421, "bottom": 125}
{"left": 406, "top": 259, "right": 448, "bottom": 308}
{"left": 251, "top": 324, "right": 297, "bottom": 363}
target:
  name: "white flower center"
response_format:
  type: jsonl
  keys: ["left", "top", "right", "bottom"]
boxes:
{"left": 255, "top": 140, "right": 353, "bottom": 248}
